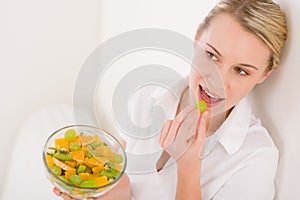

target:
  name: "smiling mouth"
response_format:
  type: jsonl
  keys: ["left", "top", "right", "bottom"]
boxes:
{"left": 198, "top": 84, "right": 225, "bottom": 107}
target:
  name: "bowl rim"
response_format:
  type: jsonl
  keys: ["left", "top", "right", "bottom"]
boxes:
{"left": 42, "top": 124, "right": 127, "bottom": 190}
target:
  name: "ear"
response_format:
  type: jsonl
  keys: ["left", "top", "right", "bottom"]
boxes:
{"left": 257, "top": 67, "right": 275, "bottom": 84}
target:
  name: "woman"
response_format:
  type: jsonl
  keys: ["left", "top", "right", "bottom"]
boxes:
{"left": 54, "top": 0, "right": 287, "bottom": 199}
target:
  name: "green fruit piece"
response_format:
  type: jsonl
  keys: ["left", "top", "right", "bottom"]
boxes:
{"left": 76, "top": 164, "right": 87, "bottom": 174}
{"left": 69, "top": 142, "right": 81, "bottom": 152}
{"left": 64, "top": 129, "right": 77, "bottom": 141}
{"left": 195, "top": 100, "right": 207, "bottom": 113}
{"left": 53, "top": 150, "right": 72, "bottom": 161}
{"left": 85, "top": 151, "right": 93, "bottom": 159}
{"left": 85, "top": 167, "right": 92, "bottom": 174}
{"left": 69, "top": 174, "right": 82, "bottom": 185}
{"left": 104, "top": 161, "right": 116, "bottom": 170}
{"left": 113, "top": 154, "right": 123, "bottom": 164}
{"left": 59, "top": 176, "right": 71, "bottom": 184}
{"left": 51, "top": 165, "right": 62, "bottom": 176}
{"left": 99, "top": 168, "right": 120, "bottom": 179}
{"left": 80, "top": 179, "right": 97, "bottom": 188}
{"left": 89, "top": 150, "right": 99, "bottom": 157}
{"left": 90, "top": 141, "right": 100, "bottom": 149}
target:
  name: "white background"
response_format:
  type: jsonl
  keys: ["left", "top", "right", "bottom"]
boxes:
{"left": 0, "top": 0, "right": 299, "bottom": 199}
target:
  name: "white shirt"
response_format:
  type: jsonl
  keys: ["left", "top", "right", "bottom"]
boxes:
{"left": 119, "top": 79, "right": 279, "bottom": 200}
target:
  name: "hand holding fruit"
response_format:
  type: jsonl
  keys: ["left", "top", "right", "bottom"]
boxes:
{"left": 44, "top": 126, "right": 127, "bottom": 199}
{"left": 159, "top": 102, "right": 209, "bottom": 164}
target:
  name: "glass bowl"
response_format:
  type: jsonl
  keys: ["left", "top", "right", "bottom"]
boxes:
{"left": 42, "top": 125, "right": 127, "bottom": 199}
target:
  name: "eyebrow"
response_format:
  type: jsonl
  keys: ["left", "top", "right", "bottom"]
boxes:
{"left": 205, "top": 42, "right": 259, "bottom": 71}
{"left": 239, "top": 63, "right": 258, "bottom": 70}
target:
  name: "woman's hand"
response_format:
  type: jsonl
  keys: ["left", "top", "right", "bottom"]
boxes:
{"left": 159, "top": 105, "right": 209, "bottom": 200}
{"left": 53, "top": 173, "right": 131, "bottom": 200}
{"left": 159, "top": 105, "right": 208, "bottom": 163}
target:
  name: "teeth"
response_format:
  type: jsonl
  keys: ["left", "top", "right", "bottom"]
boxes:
{"left": 203, "top": 88, "right": 218, "bottom": 99}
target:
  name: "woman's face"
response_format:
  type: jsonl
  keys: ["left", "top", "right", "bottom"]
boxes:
{"left": 189, "top": 13, "right": 273, "bottom": 114}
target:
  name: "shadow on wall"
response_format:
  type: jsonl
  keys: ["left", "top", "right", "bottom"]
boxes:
{"left": 249, "top": 1, "right": 300, "bottom": 199}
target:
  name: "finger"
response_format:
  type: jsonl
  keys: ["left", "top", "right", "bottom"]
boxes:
{"left": 195, "top": 111, "right": 209, "bottom": 145}
{"left": 94, "top": 174, "right": 130, "bottom": 199}
{"left": 177, "top": 109, "right": 200, "bottom": 141}
{"left": 156, "top": 150, "right": 171, "bottom": 172}
{"left": 53, "top": 188, "right": 62, "bottom": 196}
{"left": 159, "top": 120, "right": 172, "bottom": 147}
{"left": 120, "top": 138, "right": 127, "bottom": 149}
{"left": 61, "top": 193, "right": 74, "bottom": 200}
{"left": 164, "top": 105, "right": 195, "bottom": 147}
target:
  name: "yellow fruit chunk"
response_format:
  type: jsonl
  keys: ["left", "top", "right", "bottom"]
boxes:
{"left": 96, "top": 176, "right": 109, "bottom": 187}
{"left": 70, "top": 150, "right": 85, "bottom": 163}
{"left": 55, "top": 138, "right": 69, "bottom": 150}
{"left": 52, "top": 157, "right": 75, "bottom": 171}
{"left": 64, "top": 169, "right": 76, "bottom": 180}
{"left": 71, "top": 136, "right": 82, "bottom": 146}
{"left": 85, "top": 157, "right": 105, "bottom": 167}
{"left": 81, "top": 146, "right": 89, "bottom": 153}
{"left": 79, "top": 173, "right": 90, "bottom": 180}
{"left": 94, "top": 135, "right": 102, "bottom": 144}
{"left": 96, "top": 146, "right": 114, "bottom": 160}
{"left": 79, "top": 135, "right": 95, "bottom": 145}
{"left": 115, "top": 164, "right": 123, "bottom": 172}
{"left": 96, "top": 156, "right": 109, "bottom": 164}
{"left": 92, "top": 166, "right": 104, "bottom": 175}
{"left": 65, "top": 161, "right": 77, "bottom": 168}
{"left": 46, "top": 154, "right": 54, "bottom": 168}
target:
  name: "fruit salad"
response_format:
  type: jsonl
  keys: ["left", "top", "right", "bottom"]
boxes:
{"left": 44, "top": 128, "right": 124, "bottom": 197}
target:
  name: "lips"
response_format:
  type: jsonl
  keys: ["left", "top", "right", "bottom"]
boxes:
{"left": 198, "top": 84, "right": 225, "bottom": 107}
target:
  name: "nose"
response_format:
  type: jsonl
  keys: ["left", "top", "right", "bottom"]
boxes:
{"left": 200, "top": 61, "right": 226, "bottom": 97}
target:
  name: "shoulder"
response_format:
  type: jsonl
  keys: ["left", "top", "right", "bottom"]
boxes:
{"left": 243, "top": 114, "right": 278, "bottom": 153}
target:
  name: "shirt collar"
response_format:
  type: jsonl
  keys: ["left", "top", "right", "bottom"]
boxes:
{"left": 217, "top": 97, "right": 252, "bottom": 155}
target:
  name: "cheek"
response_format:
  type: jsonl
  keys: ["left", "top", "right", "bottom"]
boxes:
{"left": 226, "top": 81, "right": 256, "bottom": 102}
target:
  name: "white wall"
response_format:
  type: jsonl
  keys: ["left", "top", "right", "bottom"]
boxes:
{"left": 1, "top": 0, "right": 299, "bottom": 199}
{"left": 0, "top": 0, "right": 101, "bottom": 195}
{"left": 250, "top": 0, "right": 300, "bottom": 199}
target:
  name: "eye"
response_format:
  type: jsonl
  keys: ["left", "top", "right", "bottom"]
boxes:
{"left": 206, "top": 51, "right": 219, "bottom": 63}
{"left": 234, "top": 67, "right": 249, "bottom": 76}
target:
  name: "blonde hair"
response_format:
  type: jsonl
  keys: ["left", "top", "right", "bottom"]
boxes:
{"left": 195, "top": 0, "right": 288, "bottom": 70}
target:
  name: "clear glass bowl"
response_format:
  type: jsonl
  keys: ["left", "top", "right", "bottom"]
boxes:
{"left": 42, "top": 125, "right": 127, "bottom": 199}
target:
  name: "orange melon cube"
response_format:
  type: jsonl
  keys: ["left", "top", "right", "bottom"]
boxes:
{"left": 55, "top": 138, "right": 69, "bottom": 150}
{"left": 96, "top": 146, "right": 114, "bottom": 160}
{"left": 71, "top": 136, "right": 82, "bottom": 146}
{"left": 79, "top": 173, "right": 90, "bottom": 180}
{"left": 64, "top": 169, "right": 76, "bottom": 179}
{"left": 92, "top": 165, "right": 104, "bottom": 175}
{"left": 96, "top": 176, "right": 109, "bottom": 187}
{"left": 70, "top": 150, "right": 85, "bottom": 163}
{"left": 85, "top": 157, "right": 104, "bottom": 167}
{"left": 79, "top": 135, "right": 95, "bottom": 145}
{"left": 46, "top": 154, "right": 54, "bottom": 168}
